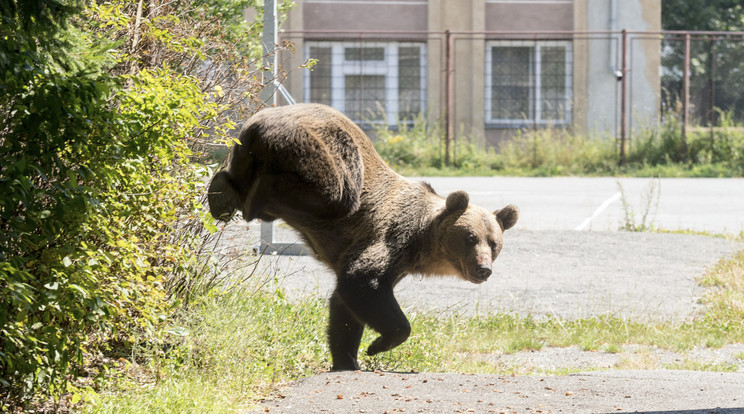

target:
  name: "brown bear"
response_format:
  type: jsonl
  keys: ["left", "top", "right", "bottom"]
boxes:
{"left": 208, "top": 103, "right": 519, "bottom": 371}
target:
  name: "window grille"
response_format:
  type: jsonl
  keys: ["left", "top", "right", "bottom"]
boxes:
{"left": 304, "top": 41, "right": 427, "bottom": 126}
{"left": 485, "top": 40, "right": 573, "bottom": 127}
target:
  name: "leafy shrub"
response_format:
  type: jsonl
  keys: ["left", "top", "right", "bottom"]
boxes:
{"left": 372, "top": 109, "right": 744, "bottom": 177}
{"left": 498, "top": 128, "right": 617, "bottom": 175}
{"left": 373, "top": 114, "right": 446, "bottom": 170}
{"left": 0, "top": 0, "right": 280, "bottom": 405}
{"left": 372, "top": 116, "right": 504, "bottom": 174}
{"left": 629, "top": 109, "right": 744, "bottom": 176}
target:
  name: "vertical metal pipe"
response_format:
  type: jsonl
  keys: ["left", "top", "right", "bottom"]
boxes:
{"left": 444, "top": 30, "right": 453, "bottom": 166}
{"left": 710, "top": 37, "right": 716, "bottom": 141}
{"left": 619, "top": 29, "right": 628, "bottom": 166}
{"left": 261, "top": 0, "right": 278, "bottom": 106}
{"left": 682, "top": 32, "right": 690, "bottom": 153}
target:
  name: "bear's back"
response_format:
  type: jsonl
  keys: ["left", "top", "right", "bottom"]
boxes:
{"left": 227, "top": 104, "right": 394, "bottom": 225}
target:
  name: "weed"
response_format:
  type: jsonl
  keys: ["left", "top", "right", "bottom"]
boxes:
{"left": 698, "top": 250, "right": 744, "bottom": 324}
{"left": 604, "top": 343, "right": 623, "bottom": 354}
{"left": 370, "top": 109, "right": 744, "bottom": 177}
{"left": 86, "top": 289, "right": 330, "bottom": 413}
{"left": 615, "top": 350, "right": 661, "bottom": 370}
{"left": 664, "top": 358, "right": 739, "bottom": 372}
{"left": 617, "top": 178, "right": 661, "bottom": 231}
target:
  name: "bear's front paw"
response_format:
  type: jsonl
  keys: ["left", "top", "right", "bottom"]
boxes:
{"left": 366, "top": 341, "right": 384, "bottom": 357}
{"left": 366, "top": 330, "right": 410, "bottom": 356}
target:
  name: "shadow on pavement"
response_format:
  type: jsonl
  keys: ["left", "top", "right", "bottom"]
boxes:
{"left": 602, "top": 410, "right": 744, "bottom": 414}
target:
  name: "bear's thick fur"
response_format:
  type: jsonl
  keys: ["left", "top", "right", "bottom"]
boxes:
{"left": 208, "top": 104, "right": 519, "bottom": 370}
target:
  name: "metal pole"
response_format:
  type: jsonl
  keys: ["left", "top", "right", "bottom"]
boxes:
{"left": 261, "top": 0, "right": 278, "bottom": 106}
{"left": 710, "top": 37, "right": 716, "bottom": 142}
{"left": 682, "top": 32, "right": 690, "bottom": 154}
{"left": 619, "top": 29, "right": 628, "bottom": 166}
{"left": 444, "top": 29, "right": 453, "bottom": 167}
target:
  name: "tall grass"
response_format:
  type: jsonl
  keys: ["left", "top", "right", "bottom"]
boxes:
{"left": 83, "top": 242, "right": 744, "bottom": 412}
{"left": 87, "top": 289, "right": 330, "bottom": 413}
{"left": 372, "top": 111, "right": 744, "bottom": 177}
{"left": 498, "top": 128, "right": 617, "bottom": 176}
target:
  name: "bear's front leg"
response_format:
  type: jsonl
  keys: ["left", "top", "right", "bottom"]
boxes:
{"left": 335, "top": 277, "right": 412, "bottom": 359}
{"left": 328, "top": 291, "right": 364, "bottom": 371}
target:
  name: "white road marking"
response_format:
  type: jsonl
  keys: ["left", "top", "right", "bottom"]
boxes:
{"left": 575, "top": 192, "right": 622, "bottom": 231}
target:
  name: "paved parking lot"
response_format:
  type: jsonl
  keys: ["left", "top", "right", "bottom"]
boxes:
{"left": 418, "top": 176, "right": 744, "bottom": 234}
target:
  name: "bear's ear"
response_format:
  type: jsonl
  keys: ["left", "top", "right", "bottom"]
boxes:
{"left": 445, "top": 190, "right": 469, "bottom": 212}
{"left": 494, "top": 204, "right": 519, "bottom": 231}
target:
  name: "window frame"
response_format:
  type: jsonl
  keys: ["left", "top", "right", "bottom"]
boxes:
{"left": 484, "top": 40, "right": 573, "bottom": 127}
{"left": 304, "top": 40, "right": 427, "bottom": 126}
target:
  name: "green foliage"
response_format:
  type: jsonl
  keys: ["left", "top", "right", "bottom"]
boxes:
{"left": 628, "top": 111, "right": 744, "bottom": 176}
{"left": 617, "top": 179, "right": 661, "bottom": 232}
{"left": 87, "top": 281, "right": 744, "bottom": 410}
{"left": 87, "top": 289, "right": 329, "bottom": 413}
{"left": 372, "top": 111, "right": 744, "bottom": 177}
{"left": 373, "top": 115, "right": 446, "bottom": 170}
{"left": 662, "top": 0, "right": 744, "bottom": 31}
{"left": 1, "top": 0, "right": 275, "bottom": 405}
{"left": 498, "top": 128, "right": 617, "bottom": 176}
{"left": 372, "top": 117, "right": 505, "bottom": 176}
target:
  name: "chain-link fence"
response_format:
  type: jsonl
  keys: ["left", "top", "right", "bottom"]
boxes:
{"left": 278, "top": 30, "right": 744, "bottom": 162}
{"left": 660, "top": 32, "right": 744, "bottom": 130}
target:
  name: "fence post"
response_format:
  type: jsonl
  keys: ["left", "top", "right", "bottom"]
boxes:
{"left": 261, "top": 0, "right": 277, "bottom": 106}
{"left": 682, "top": 32, "right": 690, "bottom": 157}
{"left": 709, "top": 36, "right": 716, "bottom": 142}
{"left": 444, "top": 29, "right": 453, "bottom": 167}
{"left": 619, "top": 29, "right": 628, "bottom": 166}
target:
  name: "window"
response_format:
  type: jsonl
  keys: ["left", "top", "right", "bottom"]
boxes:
{"left": 304, "top": 41, "right": 426, "bottom": 126}
{"left": 485, "top": 41, "right": 572, "bottom": 126}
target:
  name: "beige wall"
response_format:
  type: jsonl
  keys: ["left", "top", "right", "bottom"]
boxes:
{"left": 429, "top": 0, "right": 486, "bottom": 145}
{"left": 485, "top": 2, "right": 573, "bottom": 31}
{"left": 304, "top": 2, "right": 427, "bottom": 32}
{"left": 276, "top": 0, "right": 661, "bottom": 148}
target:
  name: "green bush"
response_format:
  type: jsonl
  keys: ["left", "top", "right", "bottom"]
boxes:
{"left": 372, "top": 116, "right": 504, "bottom": 175}
{"left": 373, "top": 114, "right": 446, "bottom": 170}
{"left": 0, "top": 0, "right": 268, "bottom": 405}
{"left": 498, "top": 128, "right": 617, "bottom": 175}
{"left": 372, "top": 110, "right": 744, "bottom": 177}
{"left": 628, "top": 110, "right": 744, "bottom": 176}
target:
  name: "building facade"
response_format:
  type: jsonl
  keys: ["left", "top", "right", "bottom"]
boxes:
{"left": 278, "top": 0, "right": 661, "bottom": 147}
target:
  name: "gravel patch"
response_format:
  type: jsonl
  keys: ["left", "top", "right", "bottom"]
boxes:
{"left": 212, "top": 219, "right": 743, "bottom": 322}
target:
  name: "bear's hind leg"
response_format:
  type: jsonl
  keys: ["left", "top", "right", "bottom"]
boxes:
{"left": 328, "top": 291, "right": 364, "bottom": 371}
{"left": 336, "top": 279, "right": 411, "bottom": 358}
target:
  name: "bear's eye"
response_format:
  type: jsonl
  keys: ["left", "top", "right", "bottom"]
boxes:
{"left": 489, "top": 240, "right": 499, "bottom": 253}
{"left": 466, "top": 234, "right": 478, "bottom": 245}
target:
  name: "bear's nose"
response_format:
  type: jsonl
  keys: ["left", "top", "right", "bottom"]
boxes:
{"left": 477, "top": 265, "right": 492, "bottom": 280}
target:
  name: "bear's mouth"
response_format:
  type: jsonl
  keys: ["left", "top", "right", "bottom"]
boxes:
{"left": 459, "top": 262, "right": 490, "bottom": 284}
{"left": 466, "top": 275, "right": 486, "bottom": 284}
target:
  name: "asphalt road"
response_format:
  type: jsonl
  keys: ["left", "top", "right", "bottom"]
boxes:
{"left": 255, "top": 370, "right": 744, "bottom": 413}
{"left": 416, "top": 176, "right": 744, "bottom": 234}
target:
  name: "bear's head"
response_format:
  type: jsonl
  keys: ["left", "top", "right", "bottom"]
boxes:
{"left": 438, "top": 191, "right": 519, "bottom": 284}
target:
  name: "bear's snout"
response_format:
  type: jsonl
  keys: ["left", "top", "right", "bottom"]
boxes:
{"left": 476, "top": 264, "right": 492, "bottom": 280}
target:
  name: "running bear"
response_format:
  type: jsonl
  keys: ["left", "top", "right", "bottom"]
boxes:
{"left": 208, "top": 104, "right": 519, "bottom": 370}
